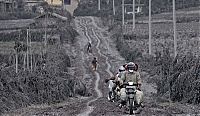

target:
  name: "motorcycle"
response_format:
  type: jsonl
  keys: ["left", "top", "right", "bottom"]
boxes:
{"left": 124, "top": 82, "right": 138, "bottom": 114}
{"left": 107, "top": 80, "right": 120, "bottom": 102}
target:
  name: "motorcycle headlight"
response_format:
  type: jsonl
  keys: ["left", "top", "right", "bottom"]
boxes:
{"left": 128, "top": 82, "right": 134, "bottom": 85}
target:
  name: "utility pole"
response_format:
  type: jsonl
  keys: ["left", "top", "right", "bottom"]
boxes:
{"left": 113, "top": 0, "right": 115, "bottom": 15}
{"left": 132, "top": 0, "right": 135, "bottom": 31}
{"left": 106, "top": 0, "right": 110, "bottom": 4}
{"left": 26, "top": 27, "right": 29, "bottom": 71}
{"left": 23, "top": 38, "right": 26, "bottom": 71}
{"left": 199, "top": 11, "right": 200, "bottom": 55}
{"left": 15, "top": 31, "right": 21, "bottom": 73}
{"left": 15, "top": 49, "right": 18, "bottom": 73}
{"left": 98, "top": 0, "right": 101, "bottom": 10}
{"left": 23, "top": 49, "right": 26, "bottom": 71}
{"left": 44, "top": 13, "right": 47, "bottom": 54}
{"left": 122, "top": 0, "right": 125, "bottom": 25}
{"left": 62, "top": 0, "right": 64, "bottom": 10}
{"left": 30, "top": 26, "right": 33, "bottom": 72}
{"left": 149, "top": 0, "right": 152, "bottom": 55}
{"left": 173, "top": 0, "right": 177, "bottom": 57}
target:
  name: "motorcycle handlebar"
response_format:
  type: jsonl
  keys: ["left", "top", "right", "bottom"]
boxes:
{"left": 123, "top": 82, "right": 138, "bottom": 86}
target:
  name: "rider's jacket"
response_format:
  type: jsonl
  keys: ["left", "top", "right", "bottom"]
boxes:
{"left": 116, "top": 71, "right": 125, "bottom": 81}
{"left": 120, "top": 71, "right": 141, "bottom": 85}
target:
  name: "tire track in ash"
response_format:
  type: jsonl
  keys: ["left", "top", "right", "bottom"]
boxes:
{"left": 89, "top": 18, "right": 137, "bottom": 116}
{"left": 91, "top": 27, "right": 114, "bottom": 77}
{"left": 77, "top": 17, "right": 103, "bottom": 116}
{"left": 77, "top": 17, "right": 114, "bottom": 116}
{"left": 76, "top": 18, "right": 90, "bottom": 42}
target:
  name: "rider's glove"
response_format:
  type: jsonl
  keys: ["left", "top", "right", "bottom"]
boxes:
{"left": 115, "top": 81, "right": 120, "bottom": 85}
{"left": 105, "top": 79, "right": 109, "bottom": 83}
{"left": 137, "top": 84, "right": 142, "bottom": 91}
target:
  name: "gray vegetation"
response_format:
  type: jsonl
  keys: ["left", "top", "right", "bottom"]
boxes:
{"left": 74, "top": 0, "right": 200, "bottom": 18}
{"left": 0, "top": 7, "right": 85, "bottom": 114}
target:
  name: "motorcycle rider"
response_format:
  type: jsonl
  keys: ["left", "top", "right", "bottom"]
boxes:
{"left": 91, "top": 57, "right": 97, "bottom": 71}
{"left": 119, "top": 62, "right": 144, "bottom": 108}
{"left": 105, "top": 65, "right": 126, "bottom": 101}
{"left": 87, "top": 41, "right": 92, "bottom": 53}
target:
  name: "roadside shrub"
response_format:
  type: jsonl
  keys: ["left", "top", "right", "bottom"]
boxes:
{"left": 0, "top": 31, "right": 43, "bottom": 42}
{"left": 153, "top": 50, "right": 200, "bottom": 104}
{"left": 0, "top": 13, "right": 17, "bottom": 20}
{"left": 0, "top": 45, "right": 86, "bottom": 114}
{"left": 0, "top": 12, "right": 38, "bottom": 20}
{"left": 115, "top": 33, "right": 143, "bottom": 62}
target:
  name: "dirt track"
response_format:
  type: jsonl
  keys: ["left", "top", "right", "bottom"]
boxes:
{"left": 4, "top": 16, "right": 200, "bottom": 116}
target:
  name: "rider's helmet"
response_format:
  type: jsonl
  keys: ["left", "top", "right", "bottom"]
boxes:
{"left": 123, "top": 63, "right": 128, "bottom": 70}
{"left": 119, "top": 66, "right": 125, "bottom": 72}
{"left": 126, "top": 62, "right": 136, "bottom": 73}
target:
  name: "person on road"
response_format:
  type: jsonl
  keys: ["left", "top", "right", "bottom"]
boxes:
{"left": 119, "top": 62, "right": 144, "bottom": 108}
{"left": 91, "top": 57, "right": 97, "bottom": 71}
{"left": 87, "top": 41, "right": 92, "bottom": 53}
{"left": 105, "top": 65, "right": 126, "bottom": 101}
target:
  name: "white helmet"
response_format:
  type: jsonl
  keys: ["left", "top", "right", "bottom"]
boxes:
{"left": 119, "top": 66, "right": 125, "bottom": 72}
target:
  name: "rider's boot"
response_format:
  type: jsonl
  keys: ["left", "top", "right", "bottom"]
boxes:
{"left": 108, "top": 91, "right": 112, "bottom": 101}
{"left": 119, "top": 100, "right": 126, "bottom": 108}
{"left": 135, "top": 102, "right": 145, "bottom": 109}
{"left": 140, "top": 103, "right": 145, "bottom": 108}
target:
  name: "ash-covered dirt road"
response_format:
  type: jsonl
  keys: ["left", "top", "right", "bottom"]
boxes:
{"left": 4, "top": 16, "right": 200, "bottom": 116}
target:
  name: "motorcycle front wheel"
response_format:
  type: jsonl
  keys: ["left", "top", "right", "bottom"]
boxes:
{"left": 129, "top": 98, "right": 134, "bottom": 114}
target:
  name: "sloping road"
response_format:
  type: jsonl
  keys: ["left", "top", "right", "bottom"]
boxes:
{"left": 75, "top": 16, "right": 200, "bottom": 116}
{"left": 4, "top": 16, "right": 200, "bottom": 116}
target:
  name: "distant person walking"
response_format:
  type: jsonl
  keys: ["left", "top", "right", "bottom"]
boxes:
{"left": 91, "top": 57, "right": 97, "bottom": 71}
{"left": 87, "top": 42, "right": 92, "bottom": 53}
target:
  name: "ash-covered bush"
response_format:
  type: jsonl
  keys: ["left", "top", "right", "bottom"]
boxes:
{"left": 115, "top": 33, "right": 143, "bottom": 62}
{"left": 154, "top": 51, "right": 200, "bottom": 104}
{"left": 112, "top": 23, "right": 200, "bottom": 104}
{"left": 60, "top": 26, "right": 78, "bottom": 44}
{"left": 0, "top": 46, "right": 86, "bottom": 115}
{"left": 0, "top": 12, "right": 38, "bottom": 20}
{"left": 0, "top": 69, "right": 76, "bottom": 114}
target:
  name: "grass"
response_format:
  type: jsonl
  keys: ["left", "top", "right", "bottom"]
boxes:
{"left": 122, "top": 21, "right": 199, "bottom": 56}
{"left": 0, "top": 41, "right": 44, "bottom": 55}
{"left": 123, "top": 6, "right": 200, "bottom": 23}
